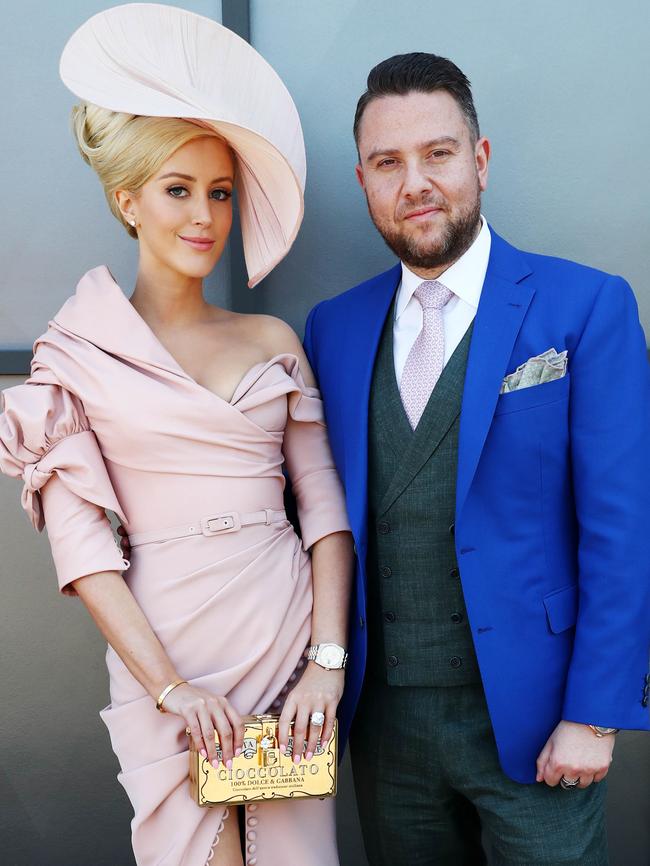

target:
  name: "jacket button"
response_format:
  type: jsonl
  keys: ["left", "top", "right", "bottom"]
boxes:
{"left": 450, "top": 612, "right": 463, "bottom": 624}
{"left": 449, "top": 523, "right": 455, "bottom": 536}
{"left": 378, "top": 521, "right": 391, "bottom": 535}
{"left": 384, "top": 611, "right": 396, "bottom": 623}
{"left": 380, "top": 566, "right": 392, "bottom": 578}
{"left": 449, "top": 567, "right": 460, "bottom": 579}
{"left": 450, "top": 656, "right": 462, "bottom": 669}
{"left": 388, "top": 655, "right": 399, "bottom": 667}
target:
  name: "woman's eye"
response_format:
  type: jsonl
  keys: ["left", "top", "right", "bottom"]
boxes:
{"left": 167, "top": 185, "right": 188, "bottom": 197}
{"left": 210, "top": 188, "right": 232, "bottom": 201}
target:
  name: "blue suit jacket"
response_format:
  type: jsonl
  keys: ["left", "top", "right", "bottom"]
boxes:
{"left": 304, "top": 228, "right": 650, "bottom": 783}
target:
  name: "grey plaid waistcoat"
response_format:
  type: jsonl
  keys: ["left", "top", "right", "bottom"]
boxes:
{"left": 366, "top": 306, "right": 481, "bottom": 686}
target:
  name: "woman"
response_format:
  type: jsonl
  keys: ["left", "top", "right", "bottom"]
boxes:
{"left": 0, "top": 6, "right": 353, "bottom": 865}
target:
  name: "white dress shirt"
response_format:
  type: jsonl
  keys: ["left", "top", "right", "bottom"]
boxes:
{"left": 393, "top": 216, "right": 492, "bottom": 386}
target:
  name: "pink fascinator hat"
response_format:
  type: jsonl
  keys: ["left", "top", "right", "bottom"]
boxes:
{"left": 59, "top": 3, "right": 306, "bottom": 287}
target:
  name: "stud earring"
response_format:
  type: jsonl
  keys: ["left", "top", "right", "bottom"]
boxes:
{"left": 129, "top": 219, "right": 137, "bottom": 227}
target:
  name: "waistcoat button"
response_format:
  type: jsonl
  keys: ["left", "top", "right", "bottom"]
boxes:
{"left": 388, "top": 655, "right": 399, "bottom": 667}
{"left": 380, "top": 566, "right": 392, "bottom": 578}
{"left": 449, "top": 523, "right": 455, "bottom": 536}
{"left": 450, "top": 612, "right": 463, "bottom": 624}
{"left": 384, "top": 611, "right": 396, "bottom": 623}
{"left": 449, "top": 567, "right": 460, "bottom": 579}
{"left": 378, "top": 521, "right": 391, "bottom": 535}
{"left": 450, "top": 656, "right": 462, "bottom": 668}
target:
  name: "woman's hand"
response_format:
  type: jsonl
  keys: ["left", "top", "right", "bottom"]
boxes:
{"left": 117, "top": 523, "right": 131, "bottom": 560}
{"left": 161, "top": 683, "right": 244, "bottom": 769}
{"left": 70, "top": 570, "right": 245, "bottom": 770}
{"left": 278, "top": 662, "right": 344, "bottom": 763}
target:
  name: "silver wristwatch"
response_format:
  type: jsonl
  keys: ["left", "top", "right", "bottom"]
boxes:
{"left": 307, "top": 643, "right": 348, "bottom": 670}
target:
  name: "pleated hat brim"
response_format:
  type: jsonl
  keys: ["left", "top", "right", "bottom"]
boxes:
{"left": 60, "top": 3, "right": 306, "bottom": 287}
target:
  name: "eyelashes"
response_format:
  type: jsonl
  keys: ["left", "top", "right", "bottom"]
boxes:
{"left": 166, "top": 185, "right": 232, "bottom": 201}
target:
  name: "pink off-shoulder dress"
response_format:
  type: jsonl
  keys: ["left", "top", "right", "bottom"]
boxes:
{"left": 0, "top": 266, "right": 351, "bottom": 866}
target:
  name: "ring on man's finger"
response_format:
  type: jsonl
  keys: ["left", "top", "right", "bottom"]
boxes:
{"left": 560, "top": 775, "right": 580, "bottom": 790}
{"left": 310, "top": 711, "right": 325, "bottom": 726}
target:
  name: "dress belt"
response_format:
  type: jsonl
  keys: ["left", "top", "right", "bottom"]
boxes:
{"left": 127, "top": 508, "right": 288, "bottom": 548}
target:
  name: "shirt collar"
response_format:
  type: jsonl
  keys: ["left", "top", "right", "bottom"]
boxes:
{"left": 395, "top": 215, "right": 492, "bottom": 320}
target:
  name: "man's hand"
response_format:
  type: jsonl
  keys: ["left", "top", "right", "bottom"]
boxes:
{"left": 536, "top": 720, "right": 615, "bottom": 788}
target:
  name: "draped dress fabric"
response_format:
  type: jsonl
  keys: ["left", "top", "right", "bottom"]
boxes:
{"left": 0, "top": 267, "right": 350, "bottom": 866}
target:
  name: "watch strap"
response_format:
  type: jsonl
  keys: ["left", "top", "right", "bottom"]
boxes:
{"left": 306, "top": 644, "right": 348, "bottom": 669}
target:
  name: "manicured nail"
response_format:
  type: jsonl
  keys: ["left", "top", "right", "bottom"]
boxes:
{"left": 279, "top": 744, "right": 286, "bottom": 753}
{"left": 211, "top": 759, "right": 220, "bottom": 769}
{"left": 235, "top": 748, "right": 242, "bottom": 757}
{"left": 200, "top": 748, "right": 207, "bottom": 758}
{"left": 294, "top": 754, "right": 301, "bottom": 764}
{"left": 305, "top": 751, "right": 313, "bottom": 761}
{"left": 226, "top": 759, "right": 233, "bottom": 769}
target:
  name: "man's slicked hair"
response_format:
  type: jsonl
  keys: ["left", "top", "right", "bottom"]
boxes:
{"left": 353, "top": 52, "right": 480, "bottom": 150}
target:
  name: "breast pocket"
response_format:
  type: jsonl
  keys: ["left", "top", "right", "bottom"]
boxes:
{"left": 494, "top": 373, "right": 570, "bottom": 416}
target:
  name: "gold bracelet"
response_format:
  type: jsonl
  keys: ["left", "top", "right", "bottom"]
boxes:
{"left": 155, "top": 678, "right": 188, "bottom": 712}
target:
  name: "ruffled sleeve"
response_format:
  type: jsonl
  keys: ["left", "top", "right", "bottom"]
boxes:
{"left": 282, "top": 359, "right": 351, "bottom": 551}
{"left": 0, "top": 383, "right": 129, "bottom": 595}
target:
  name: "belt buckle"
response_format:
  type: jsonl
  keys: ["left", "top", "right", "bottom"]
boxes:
{"left": 201, "top": 512, "right": 241, "bottom": 536}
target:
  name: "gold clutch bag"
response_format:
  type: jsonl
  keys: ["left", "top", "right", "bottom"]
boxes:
{"left": 188, "top": 714, "right": 337, "bottom": 806}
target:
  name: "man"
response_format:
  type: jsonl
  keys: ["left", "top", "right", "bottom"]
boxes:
{"left": 303, "top": 53, "right": 650, "bottom": 865}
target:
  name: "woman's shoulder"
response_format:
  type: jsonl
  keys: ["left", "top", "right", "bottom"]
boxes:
{"left": 227, "top": 312, "right": 316, "bottom": 388}
{"left": 253, "top": 313, "right": 301, "bottom": 348}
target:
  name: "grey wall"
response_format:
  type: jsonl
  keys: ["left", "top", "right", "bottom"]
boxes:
{"left": 240, "top": 0, "right": 650, "bottom": 338}
{"left": 1, "top": 1, "right": 649, "bottom": 865}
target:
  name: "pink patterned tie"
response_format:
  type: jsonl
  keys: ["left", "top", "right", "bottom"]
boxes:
{"left": 400, "top": 280, "right": 453, "bottom": 429}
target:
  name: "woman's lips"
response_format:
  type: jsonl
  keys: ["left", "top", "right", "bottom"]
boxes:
{"left": 179, "top": 235, "right": 215, "bottom": 251}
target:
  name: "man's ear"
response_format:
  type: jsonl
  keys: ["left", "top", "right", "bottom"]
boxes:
{"left": 475, "top": 137, "right": 490, "bottom": 193}
{"left": 355, "top": 163, "right": 365, "bottom": 190}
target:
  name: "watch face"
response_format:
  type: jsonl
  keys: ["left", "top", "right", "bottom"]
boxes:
{"left": 318, "top": 645, "right": 343, "bottom": 667}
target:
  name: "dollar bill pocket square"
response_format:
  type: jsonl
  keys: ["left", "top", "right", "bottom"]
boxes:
{"left": 500, "top": 348, "right": 568, "bottom": 394}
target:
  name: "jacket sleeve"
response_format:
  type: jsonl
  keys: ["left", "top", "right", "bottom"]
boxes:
{"left": 0, "top": 382, "right": 129, "bottom": 595}
{"left": 281, "top": 359, "right": 350, "bottom": 552}
{"left": 563, "top": 274, "right": 650, "bottom": 728}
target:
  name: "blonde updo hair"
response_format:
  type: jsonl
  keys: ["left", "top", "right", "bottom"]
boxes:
{"left": 71, "top": 102, "right": 231, "bottom": 238}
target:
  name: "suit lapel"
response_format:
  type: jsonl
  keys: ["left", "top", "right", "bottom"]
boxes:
{"left": 341, "top": 264, "right": 401, "bottom": 545}
{"left": 456, "top": 231, "right": 535, "bottom": 518}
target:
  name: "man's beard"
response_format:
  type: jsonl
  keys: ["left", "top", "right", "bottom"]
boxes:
{"left": 368, "top": 188, "right": 481, "bottom": 272}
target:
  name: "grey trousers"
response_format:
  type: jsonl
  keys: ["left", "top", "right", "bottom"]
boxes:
{"left": 350, "top": 679, "right": 608, "bottom": 866}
